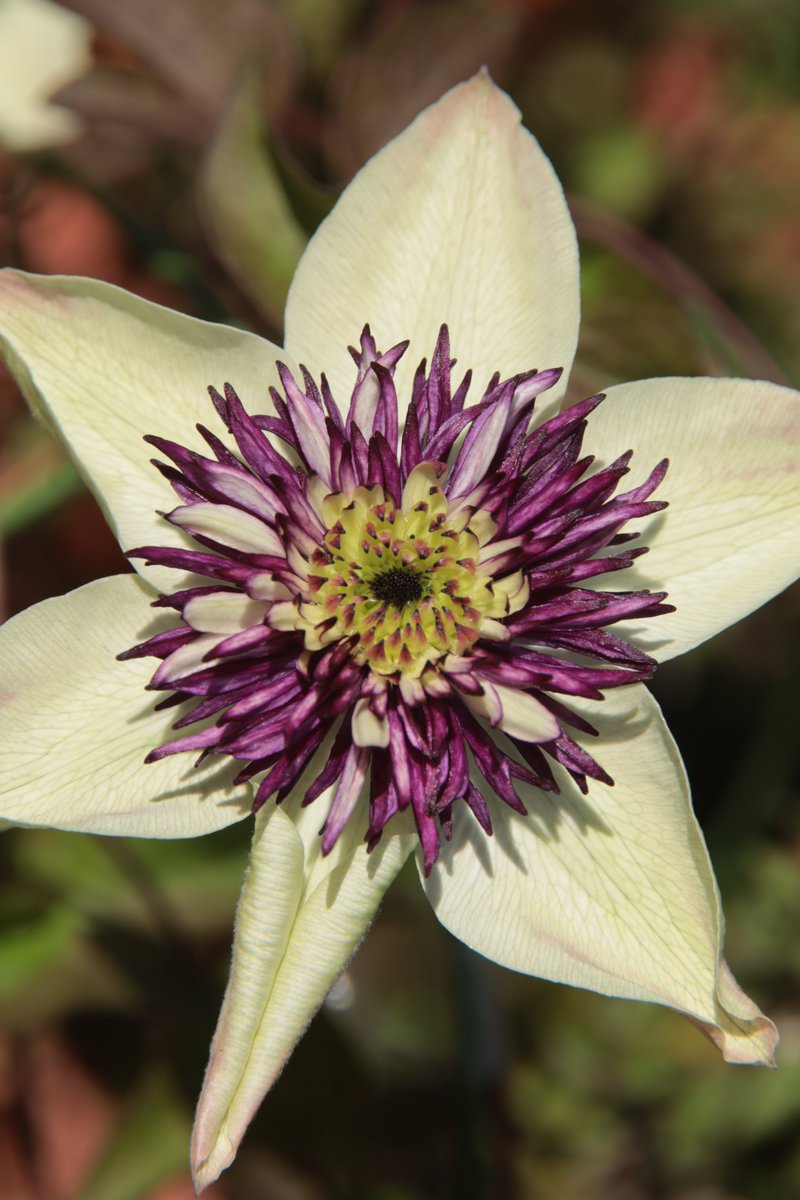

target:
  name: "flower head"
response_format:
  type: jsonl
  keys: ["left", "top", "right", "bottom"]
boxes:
{"left": 123, "top": 325, "right": 672, "bottom": 874}
{"left": 0, "top": 73, "right": 798, "bottom": 1194}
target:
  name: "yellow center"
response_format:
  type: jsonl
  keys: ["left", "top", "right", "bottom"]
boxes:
{"left": 293, "top": 463, "right": 529, "bottom": 678}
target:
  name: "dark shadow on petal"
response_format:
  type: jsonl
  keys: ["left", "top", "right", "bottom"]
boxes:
{"left": 319, "top": 809, "right": 403, "bottom": 908}
{"left": 138, "top": 757, "right": 253, "bottom": 814}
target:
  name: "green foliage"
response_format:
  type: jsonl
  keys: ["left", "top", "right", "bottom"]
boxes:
{"left": 200, "top": 69, "right": 308, "bottom": 325}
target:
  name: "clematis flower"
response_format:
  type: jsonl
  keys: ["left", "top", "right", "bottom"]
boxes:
{"left": 0, "top": 75, "right": 798, "bottom": 1192}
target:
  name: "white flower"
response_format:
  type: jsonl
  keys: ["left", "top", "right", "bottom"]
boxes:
{"left": 0, "top": 0, "right": 91, "bottom": 151}
{"left": 0, "top": 75, "right": 798, "bottom": 1193}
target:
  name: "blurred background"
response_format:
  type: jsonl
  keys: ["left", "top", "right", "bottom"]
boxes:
{"left": 0, "top": 0, "right": 799, "bottom": 1197}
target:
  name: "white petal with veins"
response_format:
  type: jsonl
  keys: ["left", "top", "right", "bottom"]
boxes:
{"left": 0, "top": 271, "right": 289, "bottom": 592}
{"left": 0, "top": 575, "right": 251, "bottom": 836}
{"left": 285, "top": 73, "right": 579, "bottom": 422}
{"left": 422, "top": 685, "right": 777, "bottom": 1065}
{"left": 584, "top": 376, "right": 800, "bottom": 661}
{"left": 191, "top": 798, "right": 414, "bottom": 1192}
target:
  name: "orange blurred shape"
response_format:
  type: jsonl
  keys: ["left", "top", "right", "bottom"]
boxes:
{"left": 0, "top": 1033, "right": 116, "bottom": 1200}
{"left": 18, "top": 179, "right": 132, "bottom": 284}
{"left": 0, "top": 1035, "right": 227, "bottom": 1200}
{"left": 634, "top": 31, "right": 727, "bottom": 144}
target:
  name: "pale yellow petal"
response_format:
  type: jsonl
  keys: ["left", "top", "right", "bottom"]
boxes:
{"left": 191, "top": 798, "right": 414, "bottom": 1192}
{"left": 285, "top": 73, "right": 579, "bottom": 422}
{"left": 0, "top": 575, "right": 251, "bottom": 836}
{"left": 183, "top": 592, "right": 269, "bottom": 634}
{"left": 688, "top": 960, "right": 777, "bottom": 1066}
{"left": 169, "top": 502, "right": 283, "bottom": 555}
{"left": 351, "top": 696, "right": 390, "bottom": 748}
{"left": 0, "top": 270, "right": 286, "bottom": 591}
{"left": 493, "top": 683, "right": 561, "bottom": 742}
{"left": 459, "top": 679, "right": 559, "bottom": 743}
{"left": 402, "top": 461, "right": 446, "bottom": 511}
{"left": 422, "top": 685, "right": 776, "bottom": 1065}
{"left": 584, "top": 376, "right": 800, "bottom": 661}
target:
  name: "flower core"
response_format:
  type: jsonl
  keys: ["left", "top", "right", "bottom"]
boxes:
{"left": 124, "top": 326, "right": 673, "bottom": 871}
{"left": 294, "top": 472, "right": 525, "bottom": 676}
{"left": 370, "top": 567, "right": 424, "bottom": 608}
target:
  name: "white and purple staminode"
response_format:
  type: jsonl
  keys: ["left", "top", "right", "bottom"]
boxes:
{"left": 122, "top": 325, "right": 671, "bottom": 873}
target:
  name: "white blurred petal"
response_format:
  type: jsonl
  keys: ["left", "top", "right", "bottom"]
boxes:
{"left": 0, "top": 0, "right": 91, "bottom": 151}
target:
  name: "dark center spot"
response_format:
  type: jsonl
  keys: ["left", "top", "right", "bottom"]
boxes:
{"left": 371, "top": 567, "right": 424, "bottom": 608}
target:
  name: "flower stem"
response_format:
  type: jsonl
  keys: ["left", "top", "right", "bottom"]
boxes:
{"left": 452, "top": 941, "right": 511, "bottom": 1200}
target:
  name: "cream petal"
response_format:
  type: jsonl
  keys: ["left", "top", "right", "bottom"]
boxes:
{"left": 0, "top": 574, "right": 251, "bottom": 837}
{"left": 421, "top": 685, "right": 776, "bottom": 1065}
{"left": 492, "top": 681, "right": 561, "bottom": 742}
{"left": 457, "top": 677, "right": 502, "bottom": 725}
{"left": 689, "top": 960, "right": 779, "bottom": 1065}
{"left": 191, "top": 798, "right": 414, "bottom": 1192}
{"left": 402, "top": 461, "right": 446, "bottom": 511}
{"left": 478, "top": 617, "right": 510, "bottom": 641}
{"left": 183, "top": 592, "right": 269, "bottom": 634}
{"left": 284, "top": 73, "right": 579, "bottom": 422}
{"left": 169, "top": 502, "right": 283, "bottom": 555}
{"left": 152, "top": 633, "right": 223, "bottom": 687}
{"left": 351, "top": 696, "right": 390, "bottom": 748}
{"left": 459, "top": 679, "right": 559, "bottom": 742}
{"left": 0, "top": 270, "right": 287, "bottom": 591}
{"left": 583, "top": 376, "right": 800, "bottom": 661}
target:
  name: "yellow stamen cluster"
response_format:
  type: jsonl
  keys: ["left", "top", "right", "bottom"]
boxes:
{"left": 293, "top": 463, "right": 528, "bottom": 678}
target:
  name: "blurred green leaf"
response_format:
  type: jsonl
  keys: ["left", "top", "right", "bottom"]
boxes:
{"left": 200, "top": 68, "right": 308, "bottom": 324}
{"left": 0, "top": 417, "right": 80, "bottom": 536}
{"left": 280, "top": 0, "right": 368, "bottom": 79}
{"left": 710, "top": 678, "right": 800, "bottom": 868}
{"left": 0, "top": 905, "right": 81, "bottom": 999}
{"left": 77, "top": 1073, "right": 191, "bottom": 1200}
{"left": 14, "top": 826, "right": 247, "bottom": 935}
{"left": 572, "top": 127, "right": 667, "bottom": 222}
{"left": 270, "top": 138, "right": 337, "bottom": 234}
{"left": 573, "top": 245, "right": 705, "bottom": 397}
{"left": 573, "top": 202, "right": 791, "bottom": 385}
{"left": 0, "top": 892, "right": 129, "bottom": 1026}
